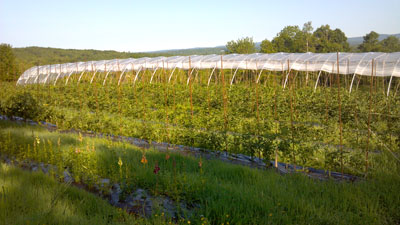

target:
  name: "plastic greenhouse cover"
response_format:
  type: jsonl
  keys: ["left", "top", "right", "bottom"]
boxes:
{"left": 16, "top": 52, "right": 400, "bottom": 85}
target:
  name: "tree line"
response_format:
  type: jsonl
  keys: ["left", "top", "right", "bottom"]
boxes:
{"left": 226, "top": 22, "right": 400, "bottom": 54}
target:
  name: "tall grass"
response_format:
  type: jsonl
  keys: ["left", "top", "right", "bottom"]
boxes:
{"left": 0, "top": 162, "right": 159, "bottom": 225}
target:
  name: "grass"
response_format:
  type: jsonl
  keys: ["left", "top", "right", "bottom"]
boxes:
{"left": 1, "top": 120, "right": 400, "bottom": 224}
{"left": 0, "top": 162, "right": 158, "bottom": 225}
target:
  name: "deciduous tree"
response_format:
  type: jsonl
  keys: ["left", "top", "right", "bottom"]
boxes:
{"left": 313, "top": 25, "right": 350, "bottom": 52}
{"left": 0, "top": 43, "right": 19, "bottom": 81}
{"left": 271, "top": 22, "right": 316, "bottom": 53}
{"left": 226, "top": 37, "right": 256, "bottom": 54}
{"left": 260, "top": 39, "right": 276, "bottom": 53}
{"left": 358, "top": 31, "right": 381, "bottom": 52}
{"left": 380, "top": 35, "right": 400, "bottom": 52}
{"left": 272, "top": 25, "right": 304, "bottom": 52}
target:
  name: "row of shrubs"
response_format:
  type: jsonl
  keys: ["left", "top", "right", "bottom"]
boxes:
{"left": 0, "top": 91, "right": 42, "bottom": 121}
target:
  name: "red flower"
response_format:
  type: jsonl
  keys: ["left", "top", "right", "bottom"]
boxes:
{"left": 165, "top": 154, "right": 170, "bottom": 160}
{"left": 153, "top": 161, "right": 160, "bottom": 174}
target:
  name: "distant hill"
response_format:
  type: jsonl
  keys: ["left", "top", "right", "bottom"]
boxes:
{"left": 12, "top": 46, "right": 171, "bottom": 73}
{"left": 148, "top": 46, "right": 227, "bottom": 55}
{"left": 148, "top": 44, "right": 262, "bottom": 55}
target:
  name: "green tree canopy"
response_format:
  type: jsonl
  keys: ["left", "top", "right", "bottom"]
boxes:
{"left": 358, "top": 31, "right": 381, "bottom": 52}
{"left": 313, "top": 25, "right": 349, "bottom": 52}
{"left": 271, "top": 22, "right": 317, "bottom": 53}
{"left": 226, "top": 37, "right": 256, "bottom": 54}
{"left": 0, "top": 43, "right": 19, "bottom": 81}
{"left": 260, "top": 39, "right": 276, "bottom": 53}
{"left": 272, "top": 25, "right": 304, "bottom": 52}
{"left": 380, "top": 36, "right": 400, "bottom": 52}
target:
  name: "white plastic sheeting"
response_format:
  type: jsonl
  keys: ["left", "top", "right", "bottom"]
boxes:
{"left": 16, "top": 52, "right": 400, "bottom": 85}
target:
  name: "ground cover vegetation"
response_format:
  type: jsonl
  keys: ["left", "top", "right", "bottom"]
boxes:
{"left": 0, "top": 160, "right": 154, "bottom": 225}
{"left": 0, "top": 119, "right": 399, "bottom": 224}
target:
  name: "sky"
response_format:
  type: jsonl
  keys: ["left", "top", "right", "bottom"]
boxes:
{"left": 0, "top": 0, "right": 399, "bottom": 52}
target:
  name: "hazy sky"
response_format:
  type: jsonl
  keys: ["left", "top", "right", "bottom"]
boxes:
{"left": 1, "top": 0, "right": 399, "bottom": 52}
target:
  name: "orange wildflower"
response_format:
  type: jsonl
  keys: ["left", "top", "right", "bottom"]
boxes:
{"left": 141, "top": 154, "right": 148, "bottom": 164}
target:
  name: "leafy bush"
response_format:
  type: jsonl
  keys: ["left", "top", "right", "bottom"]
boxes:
{"left": 3, "top": 91, "right": 41, "bottom": 120}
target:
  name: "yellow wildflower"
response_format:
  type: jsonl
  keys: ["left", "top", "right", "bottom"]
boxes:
{"left": 118, "top": 157, "right": 123, "bottom": 167}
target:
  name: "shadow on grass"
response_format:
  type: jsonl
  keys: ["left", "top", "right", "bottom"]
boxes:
{"left": 0, "top": 163, "right": 147, "bottom": 225}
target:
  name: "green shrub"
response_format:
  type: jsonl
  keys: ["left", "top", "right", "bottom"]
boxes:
{"left": 3, "top": 91, "right": 41, "bottom": 120}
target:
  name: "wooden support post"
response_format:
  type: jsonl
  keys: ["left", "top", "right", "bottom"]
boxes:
{"left": 221, "top": 55, "right": 228, "bottom": 132}
{"left": 188, "top": 57, "right": 195, "bottom": 149}
{"left": 172, "top": 69, "right": 176, "bottom": 112}
{"left": 346, "top": 59, "right": 350, "bottom": 90}
{"left": 47, "top": 65, "right": 51, "bottom": 103}
{"left": 36, "top": 64, "right": 40, "bottom": 102}
{"left": 133, "top": 68, "right": 138, "bottom": 107}
{"left": 288, "top": 60, "right": 296, "bottom": 170}
{"left": 93, "top": 64, "right": 99, "bottom": 114}
{"left": 374, "top": 62, "right": 378, "bottom": 95}
{"left": 221, "top": 55, "right": 229, "bottom": 153}
{"left": 366, "top": 59, "right": 374, "bottom": 177}
{"left": 387, "top": 86, "right": 392, "bottom": 147}
{"left": 305, "top": 61, "right": 309, "bottom": 86}
{"left": 130, "top": 63, "right": 134, "bottom": 84}
{"left": 274, "top": 70, "right": 279, "bottom": 168}
{"left": 163, "top": 61, "right": 169, "bottom": 144}
{"left": 255, "top": 63, "right": 260, "bottom": 123}
{"left": 337, "top": 52, "right": 343, "bottom": 177}
{"left": 356, "top": 74, "right": 362, "bottom": 91}
{"left": 189, "top": 56, "right": 193, "bottom": 120}
{"left": 117, "top": 61, "right": 122, "bottom": 135}
{"left": 324, "top": 71, "right": 330, "bottom": 173}
{"left": 140, "top": 69, "right": 147, "bottom": 144}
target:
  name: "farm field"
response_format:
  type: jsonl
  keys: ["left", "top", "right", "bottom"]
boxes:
{"left": 3, "top": 67, "right": 400, "bottom": 175}
{"left": 1, "top": 66, "right": 400, "bottom": 224}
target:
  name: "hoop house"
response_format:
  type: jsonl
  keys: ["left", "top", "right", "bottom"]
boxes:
{"left": 17, "top": 52, "right": 400, "bottom": 85}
